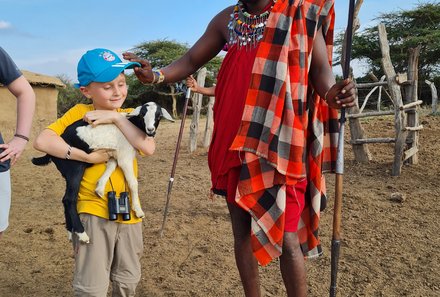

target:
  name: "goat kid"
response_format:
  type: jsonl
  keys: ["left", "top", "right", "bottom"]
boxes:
{"left": 32, "top": 102, "right": 173, "bottom": 243}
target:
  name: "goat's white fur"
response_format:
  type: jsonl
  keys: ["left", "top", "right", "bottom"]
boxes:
{"left": 76, "top": 103, "right": 173, "bottom": 219}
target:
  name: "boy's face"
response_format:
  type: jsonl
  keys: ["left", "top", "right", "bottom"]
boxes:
{"left": 80, "top": 73, "right": 128, "bottom": 110}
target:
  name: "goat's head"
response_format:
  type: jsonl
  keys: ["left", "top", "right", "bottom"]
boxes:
{"left": 127, "top": 102, "right": 174, "bottom": 137}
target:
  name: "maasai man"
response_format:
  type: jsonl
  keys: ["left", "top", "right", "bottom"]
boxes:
{"left": 124, "top": 0, "right": 356, "bottom": 296}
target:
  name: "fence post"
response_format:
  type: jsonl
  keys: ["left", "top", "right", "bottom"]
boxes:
{"left": 189, "top": 67, "right": 207, "bottom": 152}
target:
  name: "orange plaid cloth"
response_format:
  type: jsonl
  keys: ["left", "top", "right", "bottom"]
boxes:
{"left": 230, "top": 0, "right": 338, "bottom": 266}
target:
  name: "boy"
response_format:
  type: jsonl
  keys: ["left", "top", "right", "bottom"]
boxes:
{"left": 0, "top": 46, "right": 36, "bottom": 238}
{"left": 33, "top": 48, "right": 155, "bottom": 296}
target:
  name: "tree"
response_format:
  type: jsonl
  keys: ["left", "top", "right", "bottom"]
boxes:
{"left": 56, "top": 74, "right": 87, "bottom": 117}
{"left": 128, "top": 39, "right": 223, "bottom": 117}
{"left": 334, "top": 2, "right": 440, "bottom": 99}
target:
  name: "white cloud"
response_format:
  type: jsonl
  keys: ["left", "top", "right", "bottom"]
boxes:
{"left": 0, "top": 20, "right": 12, "bottom": 30}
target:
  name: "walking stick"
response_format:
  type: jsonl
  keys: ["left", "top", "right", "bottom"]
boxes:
{"left": 160, "top": 87, "right": 191, "bottom": 237}
{"left": 330, "top": 0, "right": 355, "bottom": 296}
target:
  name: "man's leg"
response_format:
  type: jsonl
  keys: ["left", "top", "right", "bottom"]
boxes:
{"left": 280, "top": 180, "right": 308, "bottom": 296}
{"left": 227, "top": 202, "right": 261, "bottom": 297}
{"left": 280, "top": 232, "right": 307, "bottom": 296}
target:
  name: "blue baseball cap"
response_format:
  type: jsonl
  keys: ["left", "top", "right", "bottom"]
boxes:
{"left": 74, "top": 48, "right": 141, "bottom": 88}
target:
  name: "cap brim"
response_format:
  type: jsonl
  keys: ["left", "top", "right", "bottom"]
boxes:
{"left": 91, "top": 61, "right": 141, "bottom": 84}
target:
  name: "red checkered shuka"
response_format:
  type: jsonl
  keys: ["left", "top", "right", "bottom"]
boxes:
{"left": 230, "top": 0, "right": 339, "bottom": 266}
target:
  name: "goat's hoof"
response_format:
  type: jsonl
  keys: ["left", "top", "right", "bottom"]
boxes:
{"left": 95, "top": 188, "right": 105, "bottom": 198}
{"left": 77, "top": 232, "right": 90, "bottom": 244}
{"left": 134, "top": 208, "right": 145, "bottom": 218}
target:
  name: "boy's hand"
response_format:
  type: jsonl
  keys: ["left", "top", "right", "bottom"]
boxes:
{"left": 122, "top": 52, "right": 155, "bottom": 84}
{"left": 186, "top": 75, "right": 199, "bottom": 93}
{"left": 83, "top": 110, "right": 124, "bottom": 127}
{"left": 325, "top": 79, "right": 357, "bottom": 109}
{"left": 86, "top": 149, "right": 112, "bottom": 164}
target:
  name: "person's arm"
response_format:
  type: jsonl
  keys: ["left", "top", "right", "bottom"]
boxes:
{"left": 0, "top": 75, "right": 35, "bottom": 165}
{"left": 123, "top": 7, "right": 232, "bottom": 84}
{"left": 186, "top": 75, "right": 216, "bottom": 96}
{"left": 309, "top": 27, "right": 356, "bottom": 109}
{"left": 33, "top": 128, "right": 110, "bottom": 164}
{"left": 82, "top": 110, "right": 155, "bottom": 156}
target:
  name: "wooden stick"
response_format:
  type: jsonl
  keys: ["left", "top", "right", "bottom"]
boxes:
{"left": 330, "top": 1, "right": 356, "bottom": 296}
{"left": 346, "top": 110, "right": 394, "bottom": 119}
{"left": 160, "top": 88, "right": 191, "bottom": 237}
{"left": 350, "top": 137, "right": 395, "bottom": 144}
{"left": 400, "top": 100, "right": 423, "bottom": 110}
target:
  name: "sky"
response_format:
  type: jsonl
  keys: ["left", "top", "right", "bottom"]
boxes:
{"left": 0, "top": 0, "right": 426, "bottom": 82}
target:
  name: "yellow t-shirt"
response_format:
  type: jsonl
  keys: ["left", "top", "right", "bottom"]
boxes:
{"left": 47, "top": 103, "right": 141, "bottom": 224}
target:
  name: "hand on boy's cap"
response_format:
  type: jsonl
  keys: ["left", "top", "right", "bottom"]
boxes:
{"left": 122, "top": 52, "right": 154, "bottom": 84}
{"left": 122, "top": 52, "right": 150, "bottom": 68}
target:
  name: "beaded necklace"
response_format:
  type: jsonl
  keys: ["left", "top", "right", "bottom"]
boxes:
{"left": 228, "top": 0, "right": 276, "bottom": 49}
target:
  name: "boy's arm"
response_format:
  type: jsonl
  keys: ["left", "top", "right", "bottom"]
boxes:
{"left": 186, "top": 75, "right": 216, "bottom": 96}
{"left": 82, "top": 111, "right": 155, "bottom": 156}
{"left": 33, "top": 129, "right": 109, "bottom": 163}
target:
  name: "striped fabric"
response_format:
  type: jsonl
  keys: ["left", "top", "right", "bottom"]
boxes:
{"left": 230, "top": 0, "right": 338, "bottom": 266}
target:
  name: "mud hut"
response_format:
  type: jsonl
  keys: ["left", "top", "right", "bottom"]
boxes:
{"left": 0, "top": 70, "right": 64, "bottom": 142}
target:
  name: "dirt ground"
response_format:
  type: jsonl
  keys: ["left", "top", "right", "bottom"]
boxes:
{"left": 0, "top": 110, "right": 439, "bottom": 297}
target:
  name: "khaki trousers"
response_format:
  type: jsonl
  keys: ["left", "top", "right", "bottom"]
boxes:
{"left": 72, "top": 214, "right": 143, "bottom": 297}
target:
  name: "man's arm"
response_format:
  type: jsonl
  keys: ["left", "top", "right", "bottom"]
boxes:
{"left": 123, "top": 7, "right": 232, "bottom": 84}
{"left": 309, "top": 27, "right": 356, "bottom": 109}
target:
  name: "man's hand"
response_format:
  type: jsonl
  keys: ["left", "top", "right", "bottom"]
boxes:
{"left": 325, "top": 79, "right": 356, "bottom": 109}
{"left": 122, "top": 52, "right": 155, "bottom": 84}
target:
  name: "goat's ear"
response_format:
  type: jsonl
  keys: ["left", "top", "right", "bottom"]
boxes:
{"left": 127, "top": 106, "right": 142, "bottom": 117}
{"left": 161, "top": 108, "right": 175, "bottom": 122}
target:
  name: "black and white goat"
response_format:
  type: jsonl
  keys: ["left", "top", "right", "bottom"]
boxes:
{"left": 32, "top": 102, "right": 173, "bottom": 243}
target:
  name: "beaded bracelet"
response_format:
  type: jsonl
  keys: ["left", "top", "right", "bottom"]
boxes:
{"left": 14, "top": 134, "right": 29, "bottom": 142}
{"left": 152, "top": 69, "right": 165, "bottom": 84}
{"left": 65, "top": 146, "right": 72, "bottom": 160}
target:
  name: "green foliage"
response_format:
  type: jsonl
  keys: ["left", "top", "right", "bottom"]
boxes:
{"left": 127, "top": 39, "right": 223, "bottom": 113}
{"left": 334, "top": 2, "right": 440, "bottom": 104}
{"left": 133, "top": 39, "right": 189, "bottom": 69}
{"left": 56, "top": 74, "right": 88, "bottom": 117}
{"left": 335, "top": 2, "right": 440, "bottom": 79}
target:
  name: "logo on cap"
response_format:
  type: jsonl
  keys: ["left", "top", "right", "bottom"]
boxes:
{"left": 101, "top": 51, "right": 116, "bottom": 62}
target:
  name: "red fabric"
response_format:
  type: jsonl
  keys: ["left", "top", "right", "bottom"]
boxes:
{"left": 208, "top": 44, "right": 259, "bottom": 192}
{"left": 228, "top": 0, "right": 338, "bottom": 265}
{"left": 208, "top": 0, "right": 274, "bottom": 191}
{"left": 284, "top": 178, "right": 306, "bottom": 232}
{"left": 209, "top": 0, "right": 337, "bottom": 266}
{"left": 224, "top": 165, "right": 306, "bottom": 233}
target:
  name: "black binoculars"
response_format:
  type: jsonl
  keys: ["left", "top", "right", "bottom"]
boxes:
{"left": 108, "top": 191, "right": 131, "bottom": 221}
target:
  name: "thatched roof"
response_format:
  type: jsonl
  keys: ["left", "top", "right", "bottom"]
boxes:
{"left": 21, "top": 70, "right": 65, "bottom": 88}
